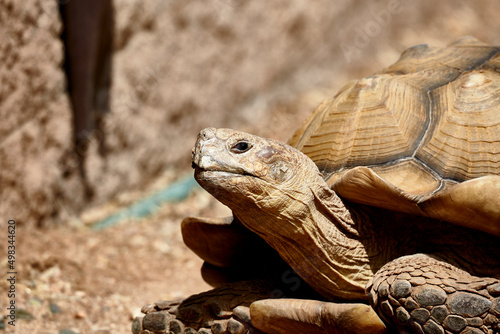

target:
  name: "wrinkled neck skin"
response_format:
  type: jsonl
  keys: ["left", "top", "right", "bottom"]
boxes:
{"left": 228, "top": 172, "right": 500, "bottom": 300}
{"left": 193, "top": 128, "right": 499, "bottom": 301}
{"left": 193, "top": 128, "right": 397, "bottom": 300}
{"left": 226, "top": 171, "right": 386, "bottom": 301}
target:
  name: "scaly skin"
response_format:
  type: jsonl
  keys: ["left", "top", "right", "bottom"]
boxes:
{"left": 134, "top": 128, "right": 499, "bottom": 334}
{"left": 191, "top": 128, "right": 499, "bottom": 298}
{"left": 367, "top": 254, "right": 500, "bottom": 334}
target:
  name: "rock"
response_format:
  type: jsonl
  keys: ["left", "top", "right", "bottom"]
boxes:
{"left": 16, "top": 308, "right": 35, "bottom": 321}
{"left": 50, "top": 303, "right": 62, "bottom": 314}
{"left": 59, "top": 330, "right": 79, "bottom": 334}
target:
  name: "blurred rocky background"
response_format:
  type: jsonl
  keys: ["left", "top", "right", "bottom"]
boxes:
{"left": 2, "top": 0, "right": 500, "bottom": 227}
{"left": 1, "top": 0, "right": 500, "bottom": 332}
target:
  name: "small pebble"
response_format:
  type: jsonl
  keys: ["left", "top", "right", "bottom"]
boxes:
{"left": 74, "top": 310, "right": 87, "bottom": 319}
{"left": 50, "top": 303, "right": 63, "bottom": 314}
{"left": 16, "top": 308, "right": 35, "bottom": 321}
{"left": 28, "top": 297, "right": 43, "bottom": 307}
{"left": 59, "top": 329, "right": 79, "bottom": 334}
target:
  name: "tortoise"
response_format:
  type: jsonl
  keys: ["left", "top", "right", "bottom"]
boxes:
{"left": 133, "top": 37, "right": 500, "bottom": 334}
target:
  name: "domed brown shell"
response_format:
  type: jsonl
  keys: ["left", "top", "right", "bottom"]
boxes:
{"left": 289, "top": 37, "right": 500, "bottom": 236}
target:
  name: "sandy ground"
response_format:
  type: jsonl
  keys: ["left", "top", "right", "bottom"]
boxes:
{"left": 0, "top": 53, "right": 320, "bottom": 333}
{"left": 0, "top": 172, "right": 232, "bottom": 333}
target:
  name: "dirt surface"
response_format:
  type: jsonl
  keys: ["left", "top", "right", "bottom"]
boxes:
{"left": 0, "top": 54, "right": 320, "bottom": 333}
{"left": 6, "top": 0, "right": 500, "bottom": 228}
{"left": 0, "top": 172, "right": 232, "bottom": 333}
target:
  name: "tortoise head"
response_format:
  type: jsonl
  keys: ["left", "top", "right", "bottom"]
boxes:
{"left": 192, "top": 128, "right": 368, "bottom": 299}
{"left": 192, "top": 128, "right": 324, "bottom": 227}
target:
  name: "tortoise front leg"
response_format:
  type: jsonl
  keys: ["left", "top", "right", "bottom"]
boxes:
{"left": 367, "top": 254, "right": 500, "bottom": 334}
{"left": 133, "top": 278, "right": 387, "bottom": 334}
{"left": 133, "top": 279, "right": 272, "bottom": 334}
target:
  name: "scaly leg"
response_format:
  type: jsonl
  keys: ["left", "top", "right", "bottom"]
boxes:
{"left": 366, "top": 254, "right": 500, "bottom": 334}
{"left": 133, "top": 278, "right": 386, "bottom": 334}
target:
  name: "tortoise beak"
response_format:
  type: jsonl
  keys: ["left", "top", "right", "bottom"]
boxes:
{"left": 192, "top": 128, "right": 219, "bottom": 170}
{"left": 191, "top": 128, "right": 257, "bottom": 177}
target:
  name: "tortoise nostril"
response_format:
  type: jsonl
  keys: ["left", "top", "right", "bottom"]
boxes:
{"left": 199, "top": 127, "right": 217, "bottom": 141}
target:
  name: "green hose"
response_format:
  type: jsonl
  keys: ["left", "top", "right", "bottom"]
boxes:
{"left": 92, "top": 174, "right": 199, "bottom": 230}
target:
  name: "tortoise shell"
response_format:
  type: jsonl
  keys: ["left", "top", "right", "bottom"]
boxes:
{"left": 288, "top": 37, "right": 500, "bottom": 236}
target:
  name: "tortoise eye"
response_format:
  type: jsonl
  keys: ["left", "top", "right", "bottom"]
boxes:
{"left": 231, "top": 141, "right": 252, "bottom": 153}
